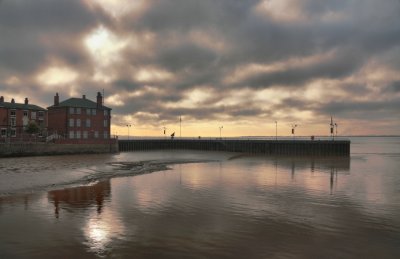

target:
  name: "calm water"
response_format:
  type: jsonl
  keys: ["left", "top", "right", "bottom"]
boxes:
{"left": 0, "top": 137, "right": 399, "bottom": 258}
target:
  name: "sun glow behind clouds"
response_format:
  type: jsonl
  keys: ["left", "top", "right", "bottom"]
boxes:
{"left": 84, "top": 25, "right": 127, "bottom": 82}
{"left": 37, "top": 66, "right": 78, "bottom": 86}
{"left": 90, "top": 0, "right": 144, "bottom": 18}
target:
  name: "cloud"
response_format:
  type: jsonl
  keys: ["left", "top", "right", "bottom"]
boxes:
{"left": 1, "top": 0, "right": 400, "bottom": 135}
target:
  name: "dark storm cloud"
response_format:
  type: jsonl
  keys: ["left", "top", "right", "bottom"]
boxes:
{"left": 0, "top": 0, "right": 109, "bottom": 74}
{"left": 319, "top": 99, "right": 400, "bottom": 120}
{"left": 386, "top": 81, "right": 400, "bottom": 93}
{"left": 232, "top": 48, "right": 364, "bottom": 89}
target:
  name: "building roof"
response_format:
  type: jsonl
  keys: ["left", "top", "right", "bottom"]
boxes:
{"left": 48, "top": 97, "right": 111, "bottom": 110}
{"left": 0, "top": 101, "right": 46, "bottom": 111}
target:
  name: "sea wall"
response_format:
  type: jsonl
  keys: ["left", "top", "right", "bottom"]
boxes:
{"left": 119, "top": 139, "right": 350, "bottom": 156}
{"left": 0, "top": 142, "right": 118, "bottom": 158}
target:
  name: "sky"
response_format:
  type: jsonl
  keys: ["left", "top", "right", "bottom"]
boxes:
{"left": 0, "top": 0, "right": 399, "bottom": 137}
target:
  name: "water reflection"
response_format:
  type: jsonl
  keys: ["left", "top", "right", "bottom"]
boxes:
{"left": 48, "top": 181, "right": 111, "bottom": 217}
{"left": 1, "top": 146, "right": 400, "bottom": 258}
{"left": 271, "top": 156, "right": 350, "bottom": 194}
{"left": 47, "top": 181, "right": 125, "bottom": 257}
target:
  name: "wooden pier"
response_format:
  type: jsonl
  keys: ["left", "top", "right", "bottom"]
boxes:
{"left": 118, "top": 139, "right": 350, "bottom": 156}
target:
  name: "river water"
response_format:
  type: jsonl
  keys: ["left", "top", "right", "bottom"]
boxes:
{"left": 0, "top": 137, "right": 399, "bottom": 258}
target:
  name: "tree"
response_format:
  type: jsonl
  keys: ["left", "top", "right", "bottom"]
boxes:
{"left": 25, "top": 121, "right": 40, "bottom": 134}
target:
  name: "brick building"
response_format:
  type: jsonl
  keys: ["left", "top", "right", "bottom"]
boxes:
{"left": 0, "top": 96, "right": 47, "bottom": 141}
{"left": 47, "top": 92, "right": 111, "bottom": 142}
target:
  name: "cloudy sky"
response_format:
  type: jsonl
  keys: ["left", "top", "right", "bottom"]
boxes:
{"left": 1, "top": 0, "right": 399, "bottom": 137}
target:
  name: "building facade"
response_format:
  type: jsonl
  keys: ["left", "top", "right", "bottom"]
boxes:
{"left": 0, "top": 96, "right": 47, "bottom": 141}
{"left": 47, "top": 92, "right": 111, "bottom": 143}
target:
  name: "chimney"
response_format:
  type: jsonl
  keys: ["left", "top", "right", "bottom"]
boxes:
{"left": 82, "top": 94, "right": 86, "bottom": 100}
{"left": 97, "top": 92, "right": 102, "bottom": 107}
{"left": 0, "top": 96, "right": 3, "bottom": 103}
{"left": 25, "top": 97, "right": 29, "bottom": 105}
{"left": 54, "top": 93, "right": 59, "bottom": 106}
{"left": 11, "top": 98, "right": 15, "bottom": 104}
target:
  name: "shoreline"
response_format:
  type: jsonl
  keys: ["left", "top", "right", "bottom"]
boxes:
{"left": 0, "top": 158, "right": 218, "bottom": 198}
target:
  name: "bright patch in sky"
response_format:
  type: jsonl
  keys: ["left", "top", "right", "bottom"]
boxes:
{"left": 84, "top": 26, "right": 128, "bottom": 82}
{"left": 37, "top": 67, "right": 78, "bottom": 86}
{"left": 135, "top": 68, "right": 174, "bottom": 83}
{"left": 84, "top": 26, "right": 127, "bottom": 67}
{"left": 105, "top": 94, "right": 124, "bottom": 106}
{"left": 90, "top": 0, "right": 144, "bottom": 18}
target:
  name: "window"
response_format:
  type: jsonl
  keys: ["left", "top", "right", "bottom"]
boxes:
{"left": 69, "top": 107, "right": 74, "bottom": 114}
{"left": 76, "top": 108, "right": 81, "bottom": 114}
{"left": 91, "top": 109, "right": 97, "bottom": 115}
{"left": 10, "top": 110, "right": 16, "bottom": 117}
{"left": 103, "top": 119, "right": 108, "bottom": 127}
{"left": 86, "top": 119, "right": 91, "bottom": 128}
{"left": 1, "top": 128, "right": 6, "bottom": 137}
{"left": 76, "top": 131, "right": 81, "bottom": 139}
{"left": 76, "top": 119, "right": 81, "bottom": 127}
{"left": 11, "top": 128, "right": 16, "bottom": 137}
{"left": 104, "top": 110, "right": 108, "bottom": 116}
{"left": 69, "top": 118, "right": 74, "bottom": 127}
{"left": 23, "top": 111, "right": 28, "bottom": 117}
{"left": 69, "top": 131, "right": 74, "bottom": 139}
{"left": 38, "top": 111, "right": 44, "bottom": 120}
{"left": 94, "top": 131, "right": 99, "bottom": 138}
{"left": 83, "top": 131, "right": 88, "bottom": 139}
{"left": 10, "top": 118, "right": 16, "bottom": 127}
{"left": 31, "top": 112, "right": 36, "bottom": 120}
{"left": 103, "top": 131, "right": 108, "bottom": 139}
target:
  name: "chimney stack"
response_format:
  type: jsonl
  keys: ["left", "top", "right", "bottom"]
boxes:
{"left": 25, "top": 97, "right": 29, "bottom": 105}
{"left": 82, "top": 95, "right": 86, "bottom": 100}
{"left": 54, "top": 93, "right": 59, "bottom": 106}
{"left": 11, "top": 98, "right": 15, "bottom": 104}
{"left": 0, "top": 96, "right": 3, "bottom": 103}
{"left": 97, "top": 92, "right": 102, "bottom": 107}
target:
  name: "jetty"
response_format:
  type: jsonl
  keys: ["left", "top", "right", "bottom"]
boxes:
{"left": 118, "top": 138, "right": 350, "bottom": 156}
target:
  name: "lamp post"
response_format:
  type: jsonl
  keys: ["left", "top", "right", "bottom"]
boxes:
{"left": 126, "top": 124, "right": 131, "bottom": 140}
{"left": 219, "top": 126, "right": 223, "bottom": 139}
{"left": 275, "top": 121, "right": 278, "bottom": 140}
{"left": 291, "top": 124, "right": 298, "bottom": 139}
{"left": 179, "top": 116, "right": 182, "bottom": 138}
{"left": 334, "top": 123, "right": 338, "bottom": 138}
{"left": 163, "top": 127, "right": 167, "bottom": 139}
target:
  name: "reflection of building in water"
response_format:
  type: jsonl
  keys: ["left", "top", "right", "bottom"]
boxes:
{"left": 48, "top": 181, "right": 111, "bottom": 218}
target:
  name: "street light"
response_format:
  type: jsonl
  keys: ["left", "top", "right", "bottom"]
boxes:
{"left": 219, "top": 126, "right": 223, "bottom": 139}
{"left": 334, "top": 123, "right": 338, "bottom": 138}
{"left": 126, "top": 124, "right": 132, "bottom": 140}
{"left": 275, "top": 121, "right": 278, "bottom": 140}
{"left": 291, "top": 124, "right": 298, "bottom": 139}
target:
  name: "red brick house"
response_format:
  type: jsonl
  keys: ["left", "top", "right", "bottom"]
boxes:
{"left": 0, "top": 96, "right": 47, "bottom": 141}
{"left": 47, "top": 92, "right": 112, "bottom": 143}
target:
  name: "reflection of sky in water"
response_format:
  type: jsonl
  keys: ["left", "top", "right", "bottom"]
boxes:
{"left": 1, "top": 137, "right": 400, "bottom": 258}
